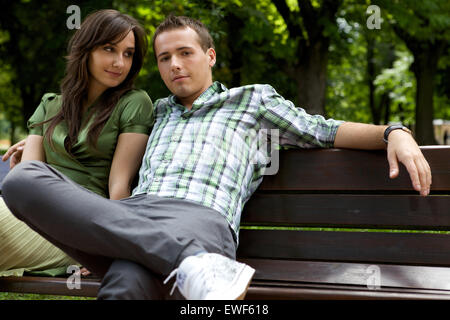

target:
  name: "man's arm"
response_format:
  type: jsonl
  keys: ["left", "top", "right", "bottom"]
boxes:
{"left": 334, "top": 122, "right": 431, "bottom": 196}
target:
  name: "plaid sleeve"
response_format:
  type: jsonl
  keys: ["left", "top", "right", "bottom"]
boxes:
{"left": 258, "top": 84, "right": 343, "bottom": 148}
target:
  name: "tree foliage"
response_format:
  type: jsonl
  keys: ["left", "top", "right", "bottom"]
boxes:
{"left": 0, "top": 0, "right": 448, "bottom": 144}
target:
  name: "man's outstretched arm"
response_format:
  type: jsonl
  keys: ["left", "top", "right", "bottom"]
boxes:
{"left": 333, "top": 122, "right": 431, "bottom": 196}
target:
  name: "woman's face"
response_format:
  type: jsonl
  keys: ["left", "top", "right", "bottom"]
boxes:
{"left": 88, "top": 30, "right": 135, "bottom": 96}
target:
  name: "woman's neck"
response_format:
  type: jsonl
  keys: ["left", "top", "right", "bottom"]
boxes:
{"left": 84, "top": 83, "right": 106, "bottom": 110}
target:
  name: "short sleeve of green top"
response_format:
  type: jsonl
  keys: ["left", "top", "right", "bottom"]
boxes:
{"left": 27, "top": 89, "right": 154, "bottom": 198}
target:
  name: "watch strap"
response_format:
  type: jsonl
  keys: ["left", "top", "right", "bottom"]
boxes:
{"left": 383, "top": 125, "right": 411, "bottom": 144}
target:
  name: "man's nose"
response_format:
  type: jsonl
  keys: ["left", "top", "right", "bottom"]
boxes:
{"left": 170, "top": 55, "right": 181, "bottom": 71}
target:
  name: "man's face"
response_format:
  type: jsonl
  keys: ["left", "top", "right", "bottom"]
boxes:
{"left": 154, "top": 27, "right": 216, "bottom": 108}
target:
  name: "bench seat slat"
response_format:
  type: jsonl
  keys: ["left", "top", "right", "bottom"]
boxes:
{"left": 238, "top": 258, "right": 450, "bottom": 291}
{"left": 242, "top": 194, "right": 450, "bottom": 229}
{"left": 246, "top": 282, "right": 450, "bottom": 300}
{"left": 0, "top": 276, "right": 100, "bottom": 297}
{"left": 4, "top": 275, "right": 450, "bottom": 300}
{"left": 238, "top": 229, "right": 450, "bottom": 266}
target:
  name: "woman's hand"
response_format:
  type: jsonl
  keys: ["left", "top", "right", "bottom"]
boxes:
{"left": 2, "top": 139, "right": 26, "bottom": 169}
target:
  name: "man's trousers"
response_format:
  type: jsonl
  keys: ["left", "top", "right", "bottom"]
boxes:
{"left": 2, "top": 160, "right": 236, "bottom": 299}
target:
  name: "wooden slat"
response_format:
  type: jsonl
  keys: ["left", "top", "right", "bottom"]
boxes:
{"left": 239, "top": 259, "right": 450, "bottom": 291}
{"left": 258, "top": 147, "right": 450, "bottom": 191}
{"left": 3, "top": 272, "right": 450, "bottom": 300}
{"left": 237, "top": 229, "right": 450, "bottom": 266}
{"left": 242, "top": 194, "right": 450, "bottom": 229}
{"left": 246, "top": 283, "right": 450, "bottom": 300}
{"left": 0, "top": 276, "right": 100, "bottom": 297}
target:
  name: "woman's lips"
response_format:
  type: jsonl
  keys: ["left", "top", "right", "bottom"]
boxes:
{"left": 106, "top": 70, "right": 122, "bottom": 77}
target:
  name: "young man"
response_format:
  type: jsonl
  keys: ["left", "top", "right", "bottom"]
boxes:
{"left": 2, "top": 15, "right": 431, "bottom": 300}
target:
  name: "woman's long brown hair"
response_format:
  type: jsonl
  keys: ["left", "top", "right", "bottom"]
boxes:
{"left": 40, "top": 9, "right": 147, "bottom": 154}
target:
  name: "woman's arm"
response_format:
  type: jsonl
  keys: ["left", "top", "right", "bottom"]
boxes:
{"left": 108, "top": 132, "right": 149, "bottom": 200}
{"left": 21, "top": 135, "right": 45, "bottom": 162}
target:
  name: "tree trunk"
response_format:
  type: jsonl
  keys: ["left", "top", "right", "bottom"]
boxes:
{"left": 271, "top": 0, "right": 341, "bottom": 117}
{"left": 225, "top": 12, "right": 244, "bottom": 88}
{"left": 366, "top": 36, "right": 380, "bottom": 124}
{"left": 9, "top": 122, "right": 15, "bottom": 146}
{"left": 412, "top": 49, "right": 440, "bottom": 145}
{"left": 296, "top": 38, "right": 329, "bottom": 116}
{"left": 393, "top": 25, "right": 443, "bottom": 145}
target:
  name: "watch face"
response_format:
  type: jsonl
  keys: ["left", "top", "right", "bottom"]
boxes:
{"left": 401, "top": 127, "right": 412, "bottom": 134}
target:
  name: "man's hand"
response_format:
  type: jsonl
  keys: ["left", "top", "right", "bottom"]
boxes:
{"left": 2, "top": 139, "right": 26, "bottom": 169}
{"left": 386, "top": 130, "right": 431, "bottom": 196}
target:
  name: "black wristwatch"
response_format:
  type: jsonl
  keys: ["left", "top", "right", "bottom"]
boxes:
{"left": 383, "top": 125, "right": 412, "bottom": 144}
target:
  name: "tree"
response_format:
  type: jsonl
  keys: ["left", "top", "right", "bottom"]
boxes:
{"left": 271, "top": 0, "right": 342, "bottom": 116}
{"left": 336, "top": 1, "right": 400, "bottom": 125}
{"left": 376, "top": 0, "right": 450, "bottom": 144}
{"left": 0, "top": 0, "right": 112, "bottom": 142}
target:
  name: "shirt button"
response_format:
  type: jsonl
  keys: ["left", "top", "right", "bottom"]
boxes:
{"left": 154, "top": 177, "right": 160, "bottom": 182}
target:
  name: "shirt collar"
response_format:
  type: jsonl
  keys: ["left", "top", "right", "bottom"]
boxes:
{"left": 168, "top": 81, "right": 227, "bottom": 111}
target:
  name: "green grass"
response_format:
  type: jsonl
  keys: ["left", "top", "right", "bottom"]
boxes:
{"left": 241, "top": 225, "right": 450, "bottom": 234}
{"left": 0, "top": 292, "right": 94, "bottom": 300}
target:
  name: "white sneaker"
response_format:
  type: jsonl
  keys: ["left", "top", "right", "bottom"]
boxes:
{"left": 164, "top": 253, "right": 255, "bottom": 300}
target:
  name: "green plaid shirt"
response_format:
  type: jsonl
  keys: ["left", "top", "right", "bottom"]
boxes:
{"left": 132, "top": 82, "right": 342, "bottom": 238}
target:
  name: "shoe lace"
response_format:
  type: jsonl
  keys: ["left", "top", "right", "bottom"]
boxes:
{"left": 163, "top": 268, "right": 181, "bottom": 296}
{"left": 163, "top": 259, "right": 217, "bottom": 299}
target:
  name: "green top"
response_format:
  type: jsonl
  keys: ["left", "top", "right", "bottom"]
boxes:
{"left": 28, "top": 89, "right": 154, "bottom": 198}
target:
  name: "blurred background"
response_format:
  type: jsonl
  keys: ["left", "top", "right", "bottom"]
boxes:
{"left": 0, "top": 0, "right": 449, "bottom": 150}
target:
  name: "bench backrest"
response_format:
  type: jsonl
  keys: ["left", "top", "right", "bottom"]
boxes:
{"left": 237, "top": 146, "right": 450, "bottom": 267}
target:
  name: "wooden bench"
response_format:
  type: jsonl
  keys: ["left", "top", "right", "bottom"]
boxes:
{"left": 1, "top": 146, "right": 450, "bottom": 299}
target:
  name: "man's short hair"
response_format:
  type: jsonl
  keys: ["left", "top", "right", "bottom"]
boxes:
{"left": 152, "top": 14, "right": 215, "bottom": 54}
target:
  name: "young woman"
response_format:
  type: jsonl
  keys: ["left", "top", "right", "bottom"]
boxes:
{"left": 0, "top": 9, "right": 153, "bottom": 277}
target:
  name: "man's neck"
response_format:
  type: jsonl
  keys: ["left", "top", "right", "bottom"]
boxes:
{"left": 177, "top": 81, "right": 214, "bottom": 111}
{"left": 176, "top": 96, "right": 194, "bottom": 110}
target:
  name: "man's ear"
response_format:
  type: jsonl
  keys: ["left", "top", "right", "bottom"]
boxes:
{"left": 206, "top": 48, "right": 216, "bottom": 67}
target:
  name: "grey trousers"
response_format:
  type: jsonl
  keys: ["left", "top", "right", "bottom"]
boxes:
{"left": 2, "top": 160, "right": 236, "bottom": 299}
